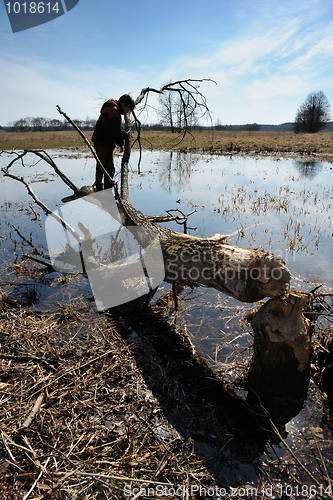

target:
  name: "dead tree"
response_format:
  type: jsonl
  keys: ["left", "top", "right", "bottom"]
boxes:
{"left": 2, "top": 79, "right": 320, "bottom": 435}
{"left": 100, "top": 80, "right": 292, "bottom": 303}
{"left": 3, "top": 80, "right": 291, "bottom": 304}
{"left": 245, "top": 291, "right": 312, "bottom": 426}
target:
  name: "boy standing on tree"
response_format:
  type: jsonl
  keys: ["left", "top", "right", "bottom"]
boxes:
{"left": 92, "top": 94, "right": 135, "bottom": 191}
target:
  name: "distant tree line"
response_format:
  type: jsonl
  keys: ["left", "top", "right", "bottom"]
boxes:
{"left": 2, "top": 90, "right": 332, "bottom": 134}
{"left": 3, "top": 118, "right": 332, "bottom": 134}
{"left": 213, "top": 121, "right": 261, "bottom": 131}
{"left": 140, "top": 123, "right": 205, "bottom": 131}
{"left": 4, "top": 116, "right": 96, "bottom": 132}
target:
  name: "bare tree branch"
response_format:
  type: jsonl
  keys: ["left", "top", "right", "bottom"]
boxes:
{"left": 2, "top": 163, "right": 81, "bottom": 242}
{"left": 56, "top": 104, "right": 116, "bottom": 190}
{"left": 133, "top": 78, "right": 216, "bottom": 152}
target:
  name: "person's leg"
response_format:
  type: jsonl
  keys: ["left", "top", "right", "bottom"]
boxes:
{"left": 103, "top": 146, "right": 115, "bottom": 190}
{"left": 94, "top": 143, "right": 115, "bottom": 190}
{"left": 94, "top": 143, "right": 109, "bottom": 190}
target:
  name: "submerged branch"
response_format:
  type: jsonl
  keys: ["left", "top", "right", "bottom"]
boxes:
{"left": 25, "top": 149, "right": 79, "bottom": 192}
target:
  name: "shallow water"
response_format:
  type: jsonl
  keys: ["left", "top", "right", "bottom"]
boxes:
{"left": 1, "top": 149, "right": 332, "bottom": 285}
{"left": 1, "top": 148, "right": 332, "bottom": 367}
{"left": 130, "top": 151, "right": 333, "bottom": 287}
{"left": 1, "top": 148, "right": 332, "bottom": 362}
{"left": 1, "top": 149, "right": 333, "bottom": 491}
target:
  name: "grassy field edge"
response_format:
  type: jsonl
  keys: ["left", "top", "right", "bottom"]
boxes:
{"left": 1, "top": 129, "right": 333, "bottom": 161}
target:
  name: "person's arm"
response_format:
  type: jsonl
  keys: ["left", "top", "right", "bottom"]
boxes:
{"left": 107, "top": 116, "right": 123, "bottom": 147}
{"left": 102, "top": 106, "right": 123, "bottom": 148}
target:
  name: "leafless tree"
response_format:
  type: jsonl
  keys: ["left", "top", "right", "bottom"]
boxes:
{"left": 158, "top": 85, "right": 199, "bottom": 132}
{"left": 294, "top": 91, "right": 331, "bottom": 133}
{"left": 133, "top": 79, "right": 214, "bottom": 143}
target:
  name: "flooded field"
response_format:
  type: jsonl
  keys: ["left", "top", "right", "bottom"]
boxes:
{"left": 1, "top": 149, "right": 333, "bottom": 496}
{"left": 1, "top": 149, "right": 332, "bottom": 285}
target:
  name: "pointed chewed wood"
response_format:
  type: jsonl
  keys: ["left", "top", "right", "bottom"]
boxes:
{"left": 245, "top": 291, "right": 312, "bottom": 425}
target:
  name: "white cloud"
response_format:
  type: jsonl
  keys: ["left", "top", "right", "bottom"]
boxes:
{"left": 0, "top": 52, "right": 140, "bottom": 124}
{"left": 245, "top": 75, "right": 308, "bottom": 100}
{"left": 1, "top": 0, "right": 333, "bottom": 127}
{"left": 154, "top": 9, "right": 333, "bottom": 124}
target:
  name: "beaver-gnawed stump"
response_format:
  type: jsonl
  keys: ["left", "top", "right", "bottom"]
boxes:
{"left": 246, "top": 291, "right": 311, "bottom": 428}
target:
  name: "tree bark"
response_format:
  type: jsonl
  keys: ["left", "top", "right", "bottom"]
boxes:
{"left": 245, "top": 291, "right": 312, "bottom": 426}
{"left": 116, "top": 194, "right": 291, "bottom": 303}
{"left": 160, "top": 232, "right": 291, "bottom": 302}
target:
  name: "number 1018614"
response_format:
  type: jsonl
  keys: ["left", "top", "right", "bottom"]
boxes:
{"left": 5, "top": 2, "right": 60, "bottom": 14}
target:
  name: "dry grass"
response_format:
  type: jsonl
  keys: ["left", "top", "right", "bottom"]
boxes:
{"left": 141, "top": 130, "right": 333, "bottom": 160}
{"left": 2, "top": 130, "right": 333, "bottom": 498}
{"left": 0, "top": 130, "right": 92, "bottom": 151}
{"left": 1, "top": 282, "right": 333, "bottom": 498}
{"left": 1, "top": 130, "right": 333, "bottom": 162}
{"left": 0, "top": 296, "right": 224, "bottom": 499}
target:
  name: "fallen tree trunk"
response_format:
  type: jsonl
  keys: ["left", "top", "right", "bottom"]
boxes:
{"left": 115, "top": 87, "right": 291, "bottom": 303}
{"left": 115, "top": 190, "right": 291, "bottom": 302}
{"left": 84, "top": 200, "right": 291, "bottom": 304}
{"left": 160, "top": 232, "right": 290, "bottom": 302}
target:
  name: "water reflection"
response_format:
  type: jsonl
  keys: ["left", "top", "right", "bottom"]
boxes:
{"left": 1, "top": 149, "right": 333, "bottom": 298}
{"left": 158, "top": 151, "right": 195, "bottom": 193}
{"left": 130, "top": 151, "right": 333, "bottom": 291}
{"left": 293, "top": 160, "right": 323, "bottom": 179}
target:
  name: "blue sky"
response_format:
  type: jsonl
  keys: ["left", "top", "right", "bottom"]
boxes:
{"left": 1, "top": 0, "right": 333, "bottom": 126}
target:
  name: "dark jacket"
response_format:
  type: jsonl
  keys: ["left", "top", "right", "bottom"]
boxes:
{"left": 92, "top": 99, "right": 123, "bottom": 147}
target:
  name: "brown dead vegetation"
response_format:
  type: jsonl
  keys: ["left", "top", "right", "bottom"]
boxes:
{"left": 1, "top": 283, "right": 332, "bottom": 499}
{"left": 136, "top": 130, "right": 333, "bottom": 162}
{"left": 0, "top": 297, "right": 224, "bottom": 499}
{"left": 1, "top": 130, "right": 333, "bottom": 162}
{"left": 2, "top": 119, "right": 333, "bottom": 497}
